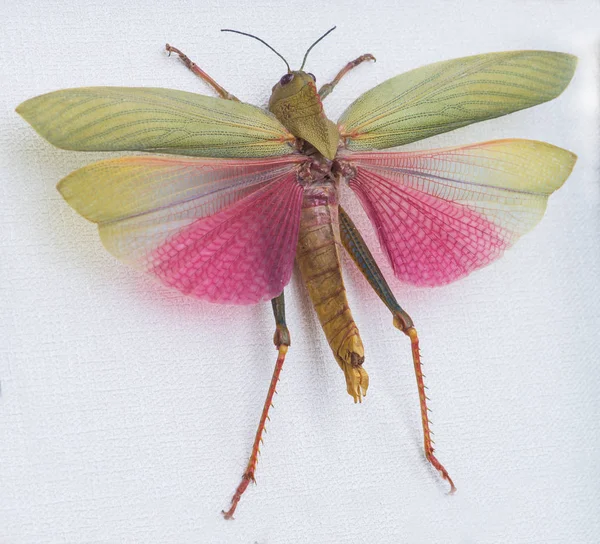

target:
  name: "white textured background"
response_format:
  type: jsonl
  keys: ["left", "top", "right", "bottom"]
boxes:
{"left": 1, "top": 1, "right": 599, "bottom": 543}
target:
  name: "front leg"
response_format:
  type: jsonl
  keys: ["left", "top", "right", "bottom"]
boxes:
{"left": 338, "top": 206, "right": 456, "bottom": 493}
{"left": 318, "top": 54, "right": 376, "bottom": 100}
{"left": 166, "top": 44, "right": 240, "bottom": 101}
{"left": 221, "top": 291, "right": 291, "bottom": 519}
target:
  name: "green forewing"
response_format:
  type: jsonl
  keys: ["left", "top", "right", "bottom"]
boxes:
{"left": 338, "top": 51, "right": 577, "bottom": 151}
{"left": 17, "top": 87, "right": 296, "bottom": 158}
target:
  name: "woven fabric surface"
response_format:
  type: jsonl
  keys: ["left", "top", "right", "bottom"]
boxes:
{"left": 1, "top": 1, "right": 599, "bottom": 542}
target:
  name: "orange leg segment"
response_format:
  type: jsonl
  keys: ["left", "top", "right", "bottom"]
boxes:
{"left": 221, "top": 345, "right": 287, "bottom": 519}
{"left": 405, "top": 327, "right": 456, "bottom": 493}
{"left": 222, "top": 293, "right": 290, "bottom": 519}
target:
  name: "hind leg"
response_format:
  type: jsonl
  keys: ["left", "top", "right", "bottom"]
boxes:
{"left": 221, "top": 291, "right": 291, "bottom": 519}
{"left": 339, "top": 206, "right": 455, "bottom": 493}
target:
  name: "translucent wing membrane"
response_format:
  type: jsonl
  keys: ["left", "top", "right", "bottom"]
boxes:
{"left": 343, "top": 139, "right": 576, "bottom": 286}
{"left": 17, "top": 87, "right": 296, "bottom": 158}
{"left": 339, "top": 51, "right": 576, "bottom": 151}
{"left": 59, "top": 155, "right": 307, "bottom": 303}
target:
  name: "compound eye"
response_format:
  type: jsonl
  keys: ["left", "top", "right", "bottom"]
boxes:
{"left": 280, "top": 73, "right": 294, "bottom": 85}
{"left": 308, "top": 73, "right": 316, "bottom": 81}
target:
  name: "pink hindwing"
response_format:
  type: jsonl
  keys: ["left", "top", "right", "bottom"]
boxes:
{"left": 341, "top": 140, "right": 576, "bottom": 286}
{"left": 58, "top": 155, "right": 308, "bottom": 303}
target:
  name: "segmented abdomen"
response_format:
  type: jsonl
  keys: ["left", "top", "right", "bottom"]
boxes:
{"left": 295, "top": 183, "right": 368, "bottom": 401}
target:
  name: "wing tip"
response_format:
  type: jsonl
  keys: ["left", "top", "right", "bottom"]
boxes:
{"left": 16, "top": 93, "right": 69, "bottom": 149}
{"left": 559, "top": 149, "right": 578, "bottom": 189}
{"left": 15, "top": 96, "right": 36, "bottom": 122}
{"left": 16, "top": 90, "right": 59, "bottom": 121}
{"left": 56, "top": 170, "right": 103, "bottom": 225}
{"left": 521, "top": 50, "right": 577, "bottom": 100}
{"left": 549, "top": 51, "right": 578, "bottom": 96}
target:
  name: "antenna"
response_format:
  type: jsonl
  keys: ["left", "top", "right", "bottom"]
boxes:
{"left": 299, "top": 26, "right": 336, "bottom": 70}
{"left": 221, "top": 29, "right": 291, "bottom": 73}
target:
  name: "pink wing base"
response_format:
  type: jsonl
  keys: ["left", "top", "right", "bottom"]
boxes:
{"left": 350, "top": 169, "right": 509, "bottom": 286}
{"left": 149, "top": 173, "right": 304, "bottom": 304}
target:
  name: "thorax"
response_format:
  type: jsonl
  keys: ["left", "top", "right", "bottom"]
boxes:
{"left": 297, "top": 147, "right": 357, "bottom": 210}
{"left": 298, "top": 152, "right": 338, "bottom": 210}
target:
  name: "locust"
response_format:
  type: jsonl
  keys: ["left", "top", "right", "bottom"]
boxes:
{"left": 16, "top": 27, "right": 577, "bottom": 518}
